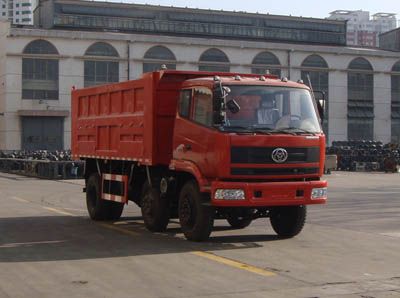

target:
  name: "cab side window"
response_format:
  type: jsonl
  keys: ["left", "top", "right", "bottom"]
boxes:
{"left": 193, "top": 87, "right": 213, "bottom": 126}
{"left": 179, "top": 89, "right": 192, "bottom": 118}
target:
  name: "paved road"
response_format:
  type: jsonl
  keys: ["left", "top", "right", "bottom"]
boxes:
{"left": 0, "top": 172, "right": 399, "bottom": 298}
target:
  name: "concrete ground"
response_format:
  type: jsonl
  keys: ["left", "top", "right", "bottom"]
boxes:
{"left": 0, "top": 171, "right": 399, "bottom": 298}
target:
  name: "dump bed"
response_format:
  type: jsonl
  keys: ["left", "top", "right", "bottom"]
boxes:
{"left": 71, "top": 71, "right": 184, "bottom": 165}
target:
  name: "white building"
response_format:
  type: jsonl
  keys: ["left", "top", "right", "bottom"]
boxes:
{"left": 328, "top": 10, "right": 397, "bottom": 47}
{"left": 0, "top": 0, "right": 34, "bottom": 25}
{"left": 0, "top": 0, "right": 400, "bottom": 150}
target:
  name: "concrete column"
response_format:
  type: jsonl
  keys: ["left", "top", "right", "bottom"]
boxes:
{"left": 290, "top": 69, "right": 301, "bottom": 82}
{"left": 374, "top": 73, "right": 391, "bottom": 143}
{"left": 328, "top": 70, "right": 348, "bottom": 143}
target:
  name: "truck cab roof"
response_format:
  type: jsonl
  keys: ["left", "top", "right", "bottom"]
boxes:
{"left": 155, "top": 70, "right": 310, "bottom": 90}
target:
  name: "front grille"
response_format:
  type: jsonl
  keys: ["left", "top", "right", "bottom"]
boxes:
{"left": 231, "top": 167, "right": 319, "bottom": 176}
{"left": 231, "top": 147, "right": 319, "bottom": 164}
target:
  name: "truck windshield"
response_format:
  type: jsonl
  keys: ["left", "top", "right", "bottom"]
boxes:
{"left": 222, "top": 86, "right": 322, "bottom": 134}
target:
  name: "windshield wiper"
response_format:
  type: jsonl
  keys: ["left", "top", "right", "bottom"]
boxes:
{"left": 219, "top": 126, "right": 272, "bottom": 135}
{"left": 273, "top": 127, "right": 317, "bottom": 135}
{"left": 218, "top": 126, "right": 252, "bottom": 132}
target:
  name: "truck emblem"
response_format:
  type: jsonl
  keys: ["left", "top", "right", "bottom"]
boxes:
{"left": 271, "top": 148, "right": 288, "bottom": 163}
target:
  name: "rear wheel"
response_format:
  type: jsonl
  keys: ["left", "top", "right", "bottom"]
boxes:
{"left": 178, "top": 180, "right": 214, "bottom": 241}
{"left": 86, "top": 173, "right": 124, "bottom": 221}
{"left": 269, "top": 205, "right": 306, "bottom": 238}
{"left": 141, "top": 182, "right": 170, "bottom": 232}
{"left": 226, "top": 209, "right": 253, "bottom": 229}
{"left": 107, "top": 201, "right": 124, "bottom": 221}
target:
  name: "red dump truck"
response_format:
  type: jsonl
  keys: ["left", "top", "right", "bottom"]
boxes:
{"left": 71, "top": 70, "right": 327, "bottom": 241}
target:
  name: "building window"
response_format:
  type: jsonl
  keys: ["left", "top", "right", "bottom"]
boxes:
{"left": 84, "top": 42, "right": 119, "bottom": 87}
{"left": 22, "top": 40, "right": 59, "bottom": 100}
{"left": 301, "top": 55, "right": 329, "bottom": 137}
{"left": 143, "top": 45, "right": 176, "bottom": 73}
{"left": 22, "top": 3, "right": 31, "bottom": 6}
{"left": 251, "top": 51, "right": 281, "bottom": 77}
{"left": 16, "top": 3, "right": 19, "bottom": 7}
{"left": 392, "top": 61, "right": 400, "bottom": 143}
{"left": 199, "top": 48, "right": 230, "bottom": 72}
{"left": 347, "top": 57, "right": 374, "bottom": 140}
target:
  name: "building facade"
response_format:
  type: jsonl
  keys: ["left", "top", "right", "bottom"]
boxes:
{"left": 0, "top": 0, "right": 34, "bottom": 25}
{"left": 328, "top": 10, "right": 397, "bottom": 47}
{"left": 0, "top": 1, "right": 400, "bottom": 150}
{"left": 380, "top": 28, "right": 400, "bottom": 52}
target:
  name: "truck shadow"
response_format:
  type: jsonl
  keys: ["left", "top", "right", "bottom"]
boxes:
{"left": 0, "top": 215, "right": 282, "bottom": 263}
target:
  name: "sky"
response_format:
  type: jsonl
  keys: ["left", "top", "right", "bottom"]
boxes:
{"left": 114, "top": 0, "right": 400, "bottom": 21}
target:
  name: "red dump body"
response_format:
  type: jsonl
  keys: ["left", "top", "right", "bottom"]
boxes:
{"left": 72, "top": 71, "right": 211, "bottom": 165}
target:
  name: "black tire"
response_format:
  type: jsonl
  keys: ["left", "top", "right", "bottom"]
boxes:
{"left": 141, "top": 182, "right": 170, "bottom": 232}
{"left": 226, "top": 209, "right": 253, "bottom": 229}
{"left": 178, "top": 180, "right": 214, "bottom": 241}
{"left": 107, "top": 200, "right": 124, "bottom": 221}
{"left": 269, "top": 205, "right": 306, "bottom": 238}
{"left": 86, "top": 173, "right": 124, "bottom": 221}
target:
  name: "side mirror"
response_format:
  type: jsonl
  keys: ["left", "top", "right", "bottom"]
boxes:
{"left": 313, "top": 91, "right": 326, "bottom": 122}
{"left": 226, "top": 99, "right": 240, "bottom": 114}
{"left": 212, "top": 93, "right": 224, "bottom": 125}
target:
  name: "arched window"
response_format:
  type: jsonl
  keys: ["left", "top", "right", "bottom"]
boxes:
{"left": 347, "top": 57, "right": 374, "bottom": 140}
{"left": 143, "top": 46, "right": 176, "bottom": 73}
{"left": 199, "top": 48, "right": 230, "bottom": 72}
{"left": 392, "top": 61, "right": 400, "bottom": 143}
{"left": 22, "top": 40, "right": 59, "bottom": 100}
{"left": 251, "top": 51, "right": 281, "bottom": 77}
{"left": 301, "top": 55, "right": 328, "bottom": 69}
{"left": 84, "top": 42, "right": 119, "bottom": 87}
{"left": 301, "top": 55, "right": 329, "bottom": 137}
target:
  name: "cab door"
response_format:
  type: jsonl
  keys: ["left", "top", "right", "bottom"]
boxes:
{"left": 173, "top": 87, "right": 217, "bottom": 177}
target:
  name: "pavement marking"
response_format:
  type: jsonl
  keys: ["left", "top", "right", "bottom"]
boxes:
{"left": 98, "top": 223, "right": 139, "bottom": 236}
{"left": 42, "top": 207, "right": 75, "bottom": 216}
{"left": 0, "top": 240, "right": 66, "bottom": 248}
{"left": 191, "top": 251, "right": 276, "bottom": 277}
{"left": 7, "top": 191, "right": 139, "bottom": 238}
{"left": 10, "top": 196, "right": 29, "bottom": 203}
{"left": 380, "top": 232, "right": 400, "bottom": 238}
{"left": 62, "top": 207, "right": 86, "bottom": 212}
{"left": 41, "top": 206, "right": 139, "bottom": 236}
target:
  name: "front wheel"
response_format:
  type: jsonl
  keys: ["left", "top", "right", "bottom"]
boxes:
{"left": 269, "top": 205, "right": 306, "bottom": 238}
{"left": 178, "top": 180, "right": 214, "bottom": 241}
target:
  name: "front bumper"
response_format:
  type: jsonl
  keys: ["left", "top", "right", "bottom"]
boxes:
{"left": 211, "top": 180, "right": 327, "bottom": 207}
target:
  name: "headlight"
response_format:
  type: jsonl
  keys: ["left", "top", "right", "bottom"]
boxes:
{"left": 215, "top": 189, "right": 245, "bottom": 200}
{"left": 311, "top": 187, "right": 327, "bottom": 199}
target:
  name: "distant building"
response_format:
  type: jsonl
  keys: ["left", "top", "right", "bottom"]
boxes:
{"left": 328, "top": 10, "right": 397, "bottom": 47}
{"left": 0, "top": 0, "right": 34, "bottom": 25}
{"left": 380, "top": 28, "right": 400, "bottom": 52}
{"left": 0, "top": 0, "right": 400, "bottom": 150}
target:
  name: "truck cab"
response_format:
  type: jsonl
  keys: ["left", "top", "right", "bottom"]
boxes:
{"left": 168, "top": 74, "right": 327, "bottom": 240}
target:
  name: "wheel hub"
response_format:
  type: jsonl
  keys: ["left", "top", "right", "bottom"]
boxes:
{"left": 180, "top": 196, "right": 193, "bottom": 226}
